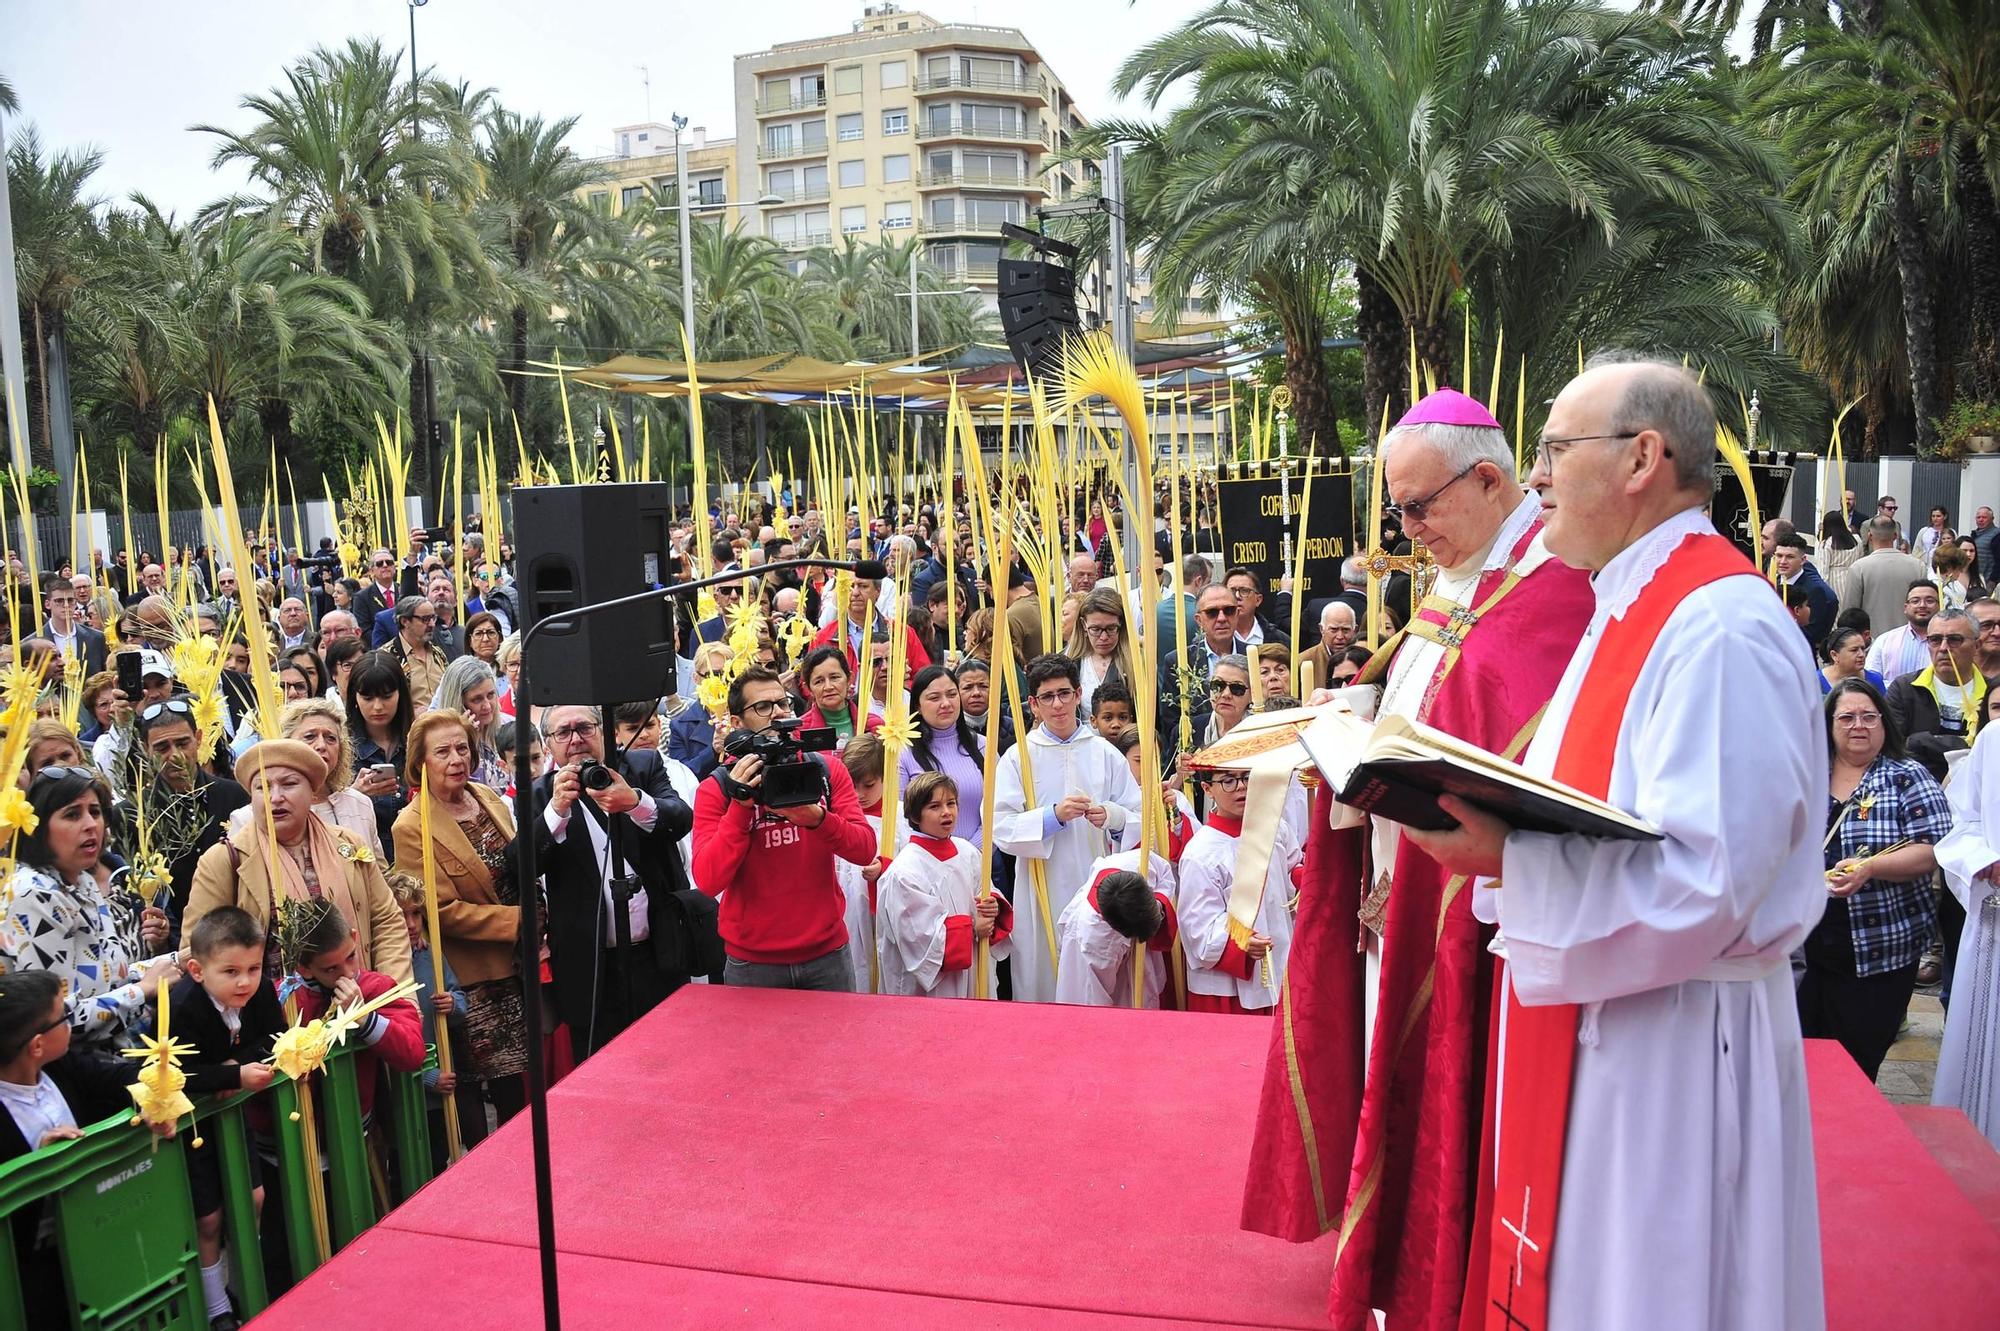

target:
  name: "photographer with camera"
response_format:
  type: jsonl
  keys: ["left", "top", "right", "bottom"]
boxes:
{"left": 692, "top": 668, "right": 879, "bottom": 990}
{"left": 536, "top": 703, "right": 704, "bottom": 1056}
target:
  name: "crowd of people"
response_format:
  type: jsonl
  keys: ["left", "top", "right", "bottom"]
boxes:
{"left": 7, "top": 381, "right": 2000, "bottom": 1328}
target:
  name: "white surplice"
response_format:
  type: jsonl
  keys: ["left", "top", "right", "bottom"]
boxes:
{"left": 1055, "top": 849, "right": 1177, "bottom": 1008}
{"left": 836, "top": 810, "right": 888, "bottom": 993}
{"left": 1178, "top": 816, "right": 1300, "bottom": 1009}
{"left": 1933, "top": 726, "right": 2000, "bottom": 1147}
{"left": 991, "top": 725, "right": 1141, "bottom": 1002}
{"left": 1472, "top": 506, "right": 1827, "bottom": 1331}
{"left": 875, "top": 835, "right": 1006, "bottom": 998}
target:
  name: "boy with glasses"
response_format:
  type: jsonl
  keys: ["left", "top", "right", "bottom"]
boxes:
{"left": 1177, "top": 765, "right": 1296, "bottom": 1014}
{"left": 992, "top": 654, "right": 1143, "bottom": 1002}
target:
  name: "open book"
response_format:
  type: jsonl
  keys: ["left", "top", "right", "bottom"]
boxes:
{"left": 1299, "top": 710, "right": 1661, "bottom": 842}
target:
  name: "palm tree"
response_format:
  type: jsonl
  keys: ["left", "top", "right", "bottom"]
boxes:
{"left": 195, "top": 36, "right": 490, "bottom": 489}
{"left": 1772, "top": 0, "right": 2000, "bottom": 443}
{"left": 476, "top": 107, "right": 621, "bottom": 428}
{"left": 7, "top": 126, "right": 103, "bottom": 471}
{"left": 1107, "top": 0, "right": 1800, "bottom": 443}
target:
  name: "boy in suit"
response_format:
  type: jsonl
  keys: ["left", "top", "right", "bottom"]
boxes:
{"left": 173, "top": 907, "right": 284, "bottom": 1329}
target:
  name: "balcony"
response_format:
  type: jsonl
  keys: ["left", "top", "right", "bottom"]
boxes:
{"left": 915, "top": 120, "right": 1049, "bottom": 147}
{"left": 917, "top": 169, "right": 1045, "bottom": 193}
{"left": 763, "top": 184, "right": 831, "bottom": 206}
{"left": 756, "top": 137, "right": 829, "bottom": 162}
{"left": 918, "top": 218, "right": 1018, "bottom": 236}
{"left": 779, "top": 231, "right": 836, "bottom": 251}
{"left": 755, "top": 89, "right": 828, "bottom": 117}
{"left": 913, "top": 72, "right": 1049, "bottom": 103}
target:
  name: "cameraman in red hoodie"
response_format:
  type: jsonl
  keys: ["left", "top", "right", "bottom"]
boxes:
{"left": 693, "top": 668, "right": 881, "bottom": 989}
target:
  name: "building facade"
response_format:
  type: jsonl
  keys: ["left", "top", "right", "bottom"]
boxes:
{"left": 582, "top": 123, "right": 738, "bottom": 221}
{"left": 732, "top": 5, "right": 1099, "bottom": 292}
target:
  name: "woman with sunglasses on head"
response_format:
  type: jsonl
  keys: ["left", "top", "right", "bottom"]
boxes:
{"left": 133, "top": 698, "right": 250, "bottom": 951}
{"left": 345, "top": 651, "right": 415, "bottom": 851}
{"left": 1, "top": 767, "right": 181, "bottom": 1050}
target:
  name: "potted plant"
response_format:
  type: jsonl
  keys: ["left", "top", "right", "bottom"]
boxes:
{"left": 1937, "top": 399, "right": 2000, "bottom": 458}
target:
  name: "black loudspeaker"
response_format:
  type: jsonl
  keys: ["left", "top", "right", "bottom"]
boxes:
{"left": 512, "top": 482, "right": 679, "bottom": 706}
{"left": 998, "top": 257, "right": 1080, "bottom": 381}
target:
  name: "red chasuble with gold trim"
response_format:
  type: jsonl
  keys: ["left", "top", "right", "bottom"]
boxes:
{"left": 1242, "top": 518, "right": 1594, "bottom": 1331}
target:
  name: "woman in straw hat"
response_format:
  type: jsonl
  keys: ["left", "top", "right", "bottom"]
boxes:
{"left": 183, "top": 737, "right": 411, "bottom": 984}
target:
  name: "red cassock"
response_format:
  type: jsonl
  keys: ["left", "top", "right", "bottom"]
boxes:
{"left": 1241, "top": 521, "right": 1594, "bottom": 1331}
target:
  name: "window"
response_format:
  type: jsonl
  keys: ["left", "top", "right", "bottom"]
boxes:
{"left": 881, "top": 60, "right": 907, "bottom": 89}
{"left": 800, "top": 74, "right": 825, "bottom": 102}
{"left": 588, "top": 191, "right": 611, "bottom": 215}
{"left": 636, "top": 131, "right": 650, "bottom": 142}
{"left": 883, "top": 201, "right": 913, "bottom": 229}
{"left": 966, "top": 196, "right": 1020, "bottom": 227}
{"left": 833, "top": 64, "right": 862, "bottom": 96}
{"left": 926, "top": 55, "right": 952, "bottom": 82}
{"left": 963, "top": 102, "right": 1017, "bottom": 134}
{"left": 837, "top": 113, "right": 864, "bottom": 142}
{"left": 928, "top": 197, "right": 956, "bottom": 227}
{"left": 839, "top": 159, "right": 865, "bottom": 188}
{"left": 926, "top": 102, "right": 954, "bottom": 134}
{"left": 803, "top": 164, "right": 828, "bottom": 194}
{"left": 765, "top": 125, "right": 793, "bottom": 155}
{"left": 962, "top": 151, "right": 1018, "bottom": 185}
{"left": 882, "top": 108, "right": 908, "bottom": 136}
{"left": 965, "top": 242, "right": 1002, "bottom": 274}
{"left": 767, "top": 168, "right": 796, "bottom": 196}
{"left": 763, "top": 77, "right": 790, "bottom": 105}
{"left": 927, "top": 151, "right": 954, "bottom": 183}
{"left": 621, "top": 185, "right": 647, "bottom": 211}
{"left": 696, "top": 178, "right": 725, "bottom": 206}
{"left": 966, "top": 56, "right": 1014, "bottom": 86}
{"left": 769, "top": 212, "right": 799, "bottom": 242}
{"left": 882, "top": 153, "right": 911, "bottom": 183}
{"left": 841, "top": 205, "right": 867, "bottom": 234}
{"left": 801, "top": 119, "right": 827, "bottom": 149}
{"left": 805, "top": 208, "right": 831, "bottom": 242}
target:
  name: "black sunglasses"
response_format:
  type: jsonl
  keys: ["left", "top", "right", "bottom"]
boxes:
{"left": 1208, "top": 679, "right": 1249, "bottom": 696}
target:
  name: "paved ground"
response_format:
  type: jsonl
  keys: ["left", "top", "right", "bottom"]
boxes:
{"left": 1879, "top": 991, "right": 1945, "bottom": 1106}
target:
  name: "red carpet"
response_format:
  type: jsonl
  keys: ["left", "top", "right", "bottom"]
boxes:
{"left": 255, "top": 987, "right": 1338, "bottom": 1328}
{"left": 252, "top": 997, "right": 2000, "bottom": 1328}
{"left": 1808, "top": 1041, "right": 2000, "bottom": 1330}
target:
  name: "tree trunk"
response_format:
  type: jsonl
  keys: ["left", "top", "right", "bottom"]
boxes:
{"left": 1269, "top": 291, "right": 1340, "bottom": 457}
{"left": 1958, "top": 150, "right": 2000, "bottom": 402}
{"left": 30, "top": 304, "right": 53, "bottom": 473}
{"left": 1409, "top": 308, "right": 1456, "bottom": 397}
{"left": 1355, "top": 265, "right": 1406, "bottom": 439}
{"left": 1890, "top": 160, "right": 1945, "bottom": 451}
{"left": 509, "top": 304, "right": 530, "bottom": 436}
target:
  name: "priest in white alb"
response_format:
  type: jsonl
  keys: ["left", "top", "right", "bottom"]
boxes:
{"left": 992, "top": 653, "right": 1142, "bottom": 1002}
{"left": 1404, "top": 355, "right": 1825, "bottom": 1331}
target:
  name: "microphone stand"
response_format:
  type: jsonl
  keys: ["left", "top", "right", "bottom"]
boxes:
{"left": 509, "top": 556, "right": 884, "bottom": 1331}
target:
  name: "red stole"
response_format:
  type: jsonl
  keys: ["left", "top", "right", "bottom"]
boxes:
{"left": 1464, "top": 533, "right": 1754, "bottom": 1331}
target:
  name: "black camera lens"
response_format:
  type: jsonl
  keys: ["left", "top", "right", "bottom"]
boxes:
{"left": 577, "top": 759, "right": 615, "bottom": 791}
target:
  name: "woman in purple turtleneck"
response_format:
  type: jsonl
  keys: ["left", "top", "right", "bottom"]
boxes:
{"left": 897, "top": 664, "right": 987, "bottom": 847}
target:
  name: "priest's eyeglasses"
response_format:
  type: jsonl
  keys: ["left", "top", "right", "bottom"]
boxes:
{"left": 1384, "top": 461, "right": 1479, "bottom": 523}
{"left": 1537, "top": 432, "right": 1641, "bottom": 463}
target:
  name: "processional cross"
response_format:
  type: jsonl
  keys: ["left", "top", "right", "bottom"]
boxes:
{"left": 1363, "top": 543, "right": 1438, "bottom": 611}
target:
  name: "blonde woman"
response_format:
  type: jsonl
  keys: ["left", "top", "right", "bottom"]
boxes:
{"left": 1061, "top": 587, "right": 1140, "bottom": 715}
{"left": 432, "top": 655, "right": 507, "bottom": 790}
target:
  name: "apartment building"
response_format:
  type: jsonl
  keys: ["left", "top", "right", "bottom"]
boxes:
{"left": 733, "top": 4, "right": 1100, "bottom": 291}
{"left": 582, "top": 123, "right": 738, "bottom": 221}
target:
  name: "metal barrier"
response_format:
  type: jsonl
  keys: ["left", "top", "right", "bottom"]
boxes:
{"left": 0, "top": 1041, "right": 435, "bottom": 1330}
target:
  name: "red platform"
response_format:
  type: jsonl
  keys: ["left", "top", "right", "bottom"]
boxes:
{"left": 253, "top": 992, "right": 2000, "bottom": 1328}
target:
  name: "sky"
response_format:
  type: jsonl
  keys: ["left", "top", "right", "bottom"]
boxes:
{"left": 1, "top": 0, "right": 1208, "bottom": 215}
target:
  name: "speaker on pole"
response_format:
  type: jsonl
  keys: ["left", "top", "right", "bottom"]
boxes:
{"left": 997, "top": 256, "right": 1081, "bottom": 381}
{"left": 512, "top": 482, "right": 682, "bottom": 706}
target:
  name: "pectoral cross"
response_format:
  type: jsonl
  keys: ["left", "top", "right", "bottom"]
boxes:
{"left": 1364, "top": 543, "right": 1438, "bottom": 606}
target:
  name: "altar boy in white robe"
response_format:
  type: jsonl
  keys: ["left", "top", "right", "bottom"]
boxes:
{"left": 992, "top": 654, "right": 1142, "bottom": 1002}
{"left": 1932, "top": 723, "right": 2000, "bottom": 1148}
{"left": 1177, "top": 768, "right": 1299, "bottom": 1014}
{"left": 1407, "top": 355, "right": 1824, "bottom": 1331}
{"left": 1055, "top": 850, "right": 1179, "bottom": 1008}
{"left": 877, "top": 773, "right": 1008, "bottom": 998}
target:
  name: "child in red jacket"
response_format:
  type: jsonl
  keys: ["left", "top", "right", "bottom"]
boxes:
{"left": 283, "top": 902, "right": 426, "bottom": 1122}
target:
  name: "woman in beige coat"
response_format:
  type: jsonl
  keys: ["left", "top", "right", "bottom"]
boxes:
{"left": 393, "top": 709, "right": 528, "bottom": 1125}
{"left": 185, "top": 738, "right": 411, "bottom": 985}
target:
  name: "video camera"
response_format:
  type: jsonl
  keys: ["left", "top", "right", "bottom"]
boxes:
{"left": 720, "top": 717, "right": 838, "bottom": 809}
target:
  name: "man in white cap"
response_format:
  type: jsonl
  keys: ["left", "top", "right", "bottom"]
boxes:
{"left": 1244, "top": 388, "right": 1595, "bottom": 1331}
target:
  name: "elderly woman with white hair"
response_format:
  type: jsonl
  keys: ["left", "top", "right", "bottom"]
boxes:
{"left": 433, "top": 654, "right": 508, "bottom": 791}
